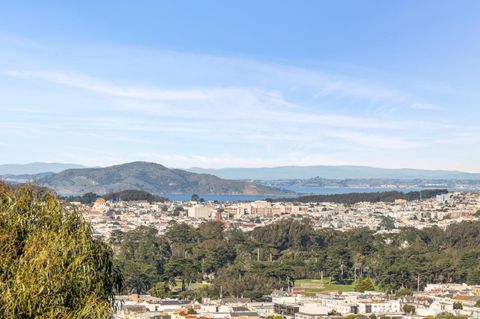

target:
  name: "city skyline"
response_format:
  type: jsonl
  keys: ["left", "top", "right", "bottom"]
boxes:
{"left": 1, "top": 1, "right": 480, "bottom": 172}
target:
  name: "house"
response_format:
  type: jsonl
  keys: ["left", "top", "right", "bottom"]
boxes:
{"left": 274, "top": 303, "right": 300, "bottom": 318}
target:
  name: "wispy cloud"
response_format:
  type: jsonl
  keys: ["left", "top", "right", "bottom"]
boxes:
{"left": 1, "top": 40, "right": 474, "bottom": 170}
{"left": 4, "top": 69, "right": 440, "bottom": 131}
{"left": 2, "top": 68, "right": 437, "bottom": 153}
{"left": 5, "top": 70, "right": 243, "bottom": 101}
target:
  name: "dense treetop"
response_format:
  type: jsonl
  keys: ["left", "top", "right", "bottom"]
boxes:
{"left": 63, "top": 189, "right": 167, "bottom": 204}
{"left": 0, "top": 182, "right": 121, "bottom": 318}
{"left": 272, "top": 189, "right": 448, "bottom": 204}
{"left": 114, "top": 217, "right": 480, "bottom": 299}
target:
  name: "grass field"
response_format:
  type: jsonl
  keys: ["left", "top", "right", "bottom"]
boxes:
{"left": 173, "top": 279, "right": 211, "bottom": 290}
{"left": 295, "top": 279, "right": 354, "bottom": 296}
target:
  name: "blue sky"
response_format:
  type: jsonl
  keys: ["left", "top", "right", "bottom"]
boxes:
{"left": 1, "top": 1, "right": 479, "bottom": 171}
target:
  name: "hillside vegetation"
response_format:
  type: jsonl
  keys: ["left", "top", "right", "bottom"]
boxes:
{"left": 39, "top": 161, "right": 289, "bottom": 196}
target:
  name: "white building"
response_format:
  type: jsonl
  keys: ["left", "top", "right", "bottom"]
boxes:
{"left": 188, "top": 205, "right": 213, "bottom": 219}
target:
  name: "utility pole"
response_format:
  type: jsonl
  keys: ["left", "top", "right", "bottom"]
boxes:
{"left": 417, "top": 273, "right": 420, "bottom": 292}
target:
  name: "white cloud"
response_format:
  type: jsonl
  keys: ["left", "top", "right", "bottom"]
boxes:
{"left": 2, "top": 42, "right": 469, "bottom": 169}
{"left": 5, "top": 70, "right": 245, "bottom": 101}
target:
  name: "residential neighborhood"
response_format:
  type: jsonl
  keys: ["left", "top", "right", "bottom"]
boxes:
{"left": 74, "top": 192, "right": 480, "bottom": 241}
{"left": 114, "top": 283, "right": 480, "bottom": 319}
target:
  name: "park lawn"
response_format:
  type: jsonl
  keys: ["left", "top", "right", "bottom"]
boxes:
{"left": 172, "top": 279, "right": 210, "bottom": 291}
{"left": 322, "top": 282, "right": 355, "bottom": 292}
{"left": 296, "top": 279, "right": 354, "bottom": 296}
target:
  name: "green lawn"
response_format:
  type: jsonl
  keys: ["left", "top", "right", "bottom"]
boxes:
{"left": 172, "top": 279, "right": 211, "bottom": 291}
{"left": 322, "top": 282, "right": 354, "bottom": 292}
{"left": 295, "top": 279, "right": 354, "bottom": 295}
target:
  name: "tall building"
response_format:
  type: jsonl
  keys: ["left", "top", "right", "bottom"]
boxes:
{"left": 187, "top": 205, "right": 213, "bottom": 219}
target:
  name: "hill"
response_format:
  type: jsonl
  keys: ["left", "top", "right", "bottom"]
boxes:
{"left": 38, "top": 161, "right": 290, "bottom": 196}
{"left": 189, "top": 165, "right": 480, "bottom": 180}
{"left": 0, "top": 162, "right": 85, "bottom": 175}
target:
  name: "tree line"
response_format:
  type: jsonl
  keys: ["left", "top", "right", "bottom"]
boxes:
{"left": 114, "top": 216, "right": 480, "bottom": 299}
{"left": 62, "top": 189, "right": 167, "bottom": 204}
{"left": 271, "top": 189, "right": 448, "bottom": 204}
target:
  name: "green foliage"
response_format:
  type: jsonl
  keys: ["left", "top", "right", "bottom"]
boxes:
{"left": 179, "top": 285, "right": 215, "bottom": 301}
{"left": 63, "top": 191, "right": 99, "bottom": 204}
{"left": 103, "top": 189, "right": 166, "bottom": 202}
{"left": 396, "top": 288, "right": 413, "bottom": 297}
{"left": 250, "top": 219, "right": 313, "bottom": 251}
{"left": 369, "top": 314, "right": 377, "bottom": 319}
{"left": 436, "top": 312, "right": 468, "bottom": 319}
{"left": 109, "top": 229, "right": 125, "bottom": 246}
{"left": 379, "top": 216, "right": 396, "bottom": 230}
{"left": 453, "top": 302, "right": 463, "bottom": 310}
{"left": 475, "top": 300, "right": 480, "bottom": 308}
{"left": 277, "top": 189, "right": 447, "bottom": 204}
{"left": 64, "top": 190, "right": 166, "bottom": 203}
{"left": 346, "top": 315, "right": 367, "bottom": 319}
{"left": 165, "top": 222, "right": 199, "bottom": 246}
{"left": 148, "top": 282, "right": 171, "bottom": 298}
{"left": 115, "top": 226, "right": 170, "bottom": 294}
{"left": 328, "top": 310, "right": 341, "bottom": 316}
{"left": 355, "top": 278, "right": 375, "bottom": 292}
{"left": 115, "top": 216, "right": 480, "bottom": 298}
{"left": 164, "top": 257, "right": 198, "bottom": 287}
{"left": 402, "top": 304, "right": 415, "bottom": 315}
{"left": 198, "top": 220, "right": 225, "bottom": 240}
{"left": 0, "top": 183, "right": 121, "bottom": 318}
{"left": 475, "top": 210, "right": 480, "bottom": 217}
{"left": 243, "top": 290, "right": 264, "bottom": 300}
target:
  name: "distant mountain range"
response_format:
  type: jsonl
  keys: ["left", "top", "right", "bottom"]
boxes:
{"left": 188, "top": 165, "right": 480, "bottom": 180}
{"left": 37, "top": 161, "right": 289, "bottom": 196}
{"left": 0, "top": 162, "right": 85, "bottom": 175}
{"left": 3, "top": 162, "right": 479, "bottom": 196}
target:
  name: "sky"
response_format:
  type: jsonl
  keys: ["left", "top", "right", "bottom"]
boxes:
{"left": 1, "top": 1, "right": 480, "bottom": 172}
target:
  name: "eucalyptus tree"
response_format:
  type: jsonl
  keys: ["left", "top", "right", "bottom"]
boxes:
{"left": 0, "top": 183, "right": 121, "bottom": 319}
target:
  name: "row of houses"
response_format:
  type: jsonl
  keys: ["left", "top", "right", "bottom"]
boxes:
{"left": 114, "top": 283, "right": 480, "bottom": 319}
